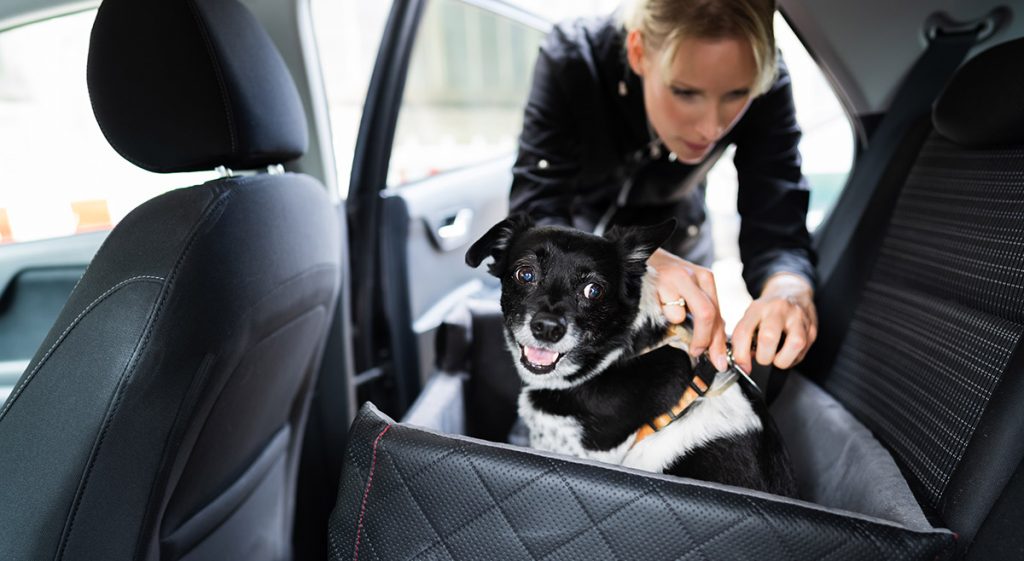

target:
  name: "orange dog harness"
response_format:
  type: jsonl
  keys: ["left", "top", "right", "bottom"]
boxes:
{"left": 630, "top": 325, "right": 752, "bottom": 447}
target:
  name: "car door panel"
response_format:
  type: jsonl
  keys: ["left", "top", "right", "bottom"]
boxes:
{"left": 0, "top": 231, "right": 106, "bottom": 401}
{"left": 386, "top": 156, "right": 512, "bottom": 382}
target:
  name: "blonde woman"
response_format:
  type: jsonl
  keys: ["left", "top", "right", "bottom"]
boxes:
{"left": 510, "top": 0, "right": 817, "bottom": 376}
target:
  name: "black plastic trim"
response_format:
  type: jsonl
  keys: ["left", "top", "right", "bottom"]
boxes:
{"left": 347, "top": 0, "right": 426, "bottom": 378}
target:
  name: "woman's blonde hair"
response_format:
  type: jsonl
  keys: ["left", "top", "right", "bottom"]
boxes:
{"left": 623, "top": 0, "right": 778, "bottom": 96}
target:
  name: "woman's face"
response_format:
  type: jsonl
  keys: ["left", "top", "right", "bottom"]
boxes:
{"left": 627, "top": 31, "right": 758, "bottom": 164}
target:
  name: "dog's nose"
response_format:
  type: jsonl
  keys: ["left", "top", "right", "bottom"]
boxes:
{"left": 530, "top": 313, "right": 567, "bottom": 343}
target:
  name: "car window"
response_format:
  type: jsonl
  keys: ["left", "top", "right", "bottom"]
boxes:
{"left": 0, "top": 10, "right": 216, "bottom": 245}
{"left": 310, "top": 0, "right": 394, "bottom": 199}
{"left": 777, "top": 14, "right": 855, "bottom": 232}
{"left": 386, "top": 0, "right": 546, "bottom": 187}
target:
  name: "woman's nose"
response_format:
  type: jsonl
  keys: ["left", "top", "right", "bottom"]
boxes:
{"left": 695, "top": 105, "right": 723, "bottom": 142}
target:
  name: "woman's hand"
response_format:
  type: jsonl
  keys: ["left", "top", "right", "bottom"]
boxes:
{"left": 731, "top": 273, "right": 818, "bottom": 373}
{"left": 648, "top": 248, "right": 730, "bottom": 371}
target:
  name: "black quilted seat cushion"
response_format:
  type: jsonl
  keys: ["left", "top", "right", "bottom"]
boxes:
{"left": 330, "top": 403, "right": 955, "bottom": 561}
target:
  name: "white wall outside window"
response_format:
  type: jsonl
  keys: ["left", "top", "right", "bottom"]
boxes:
{"left": 385, "top": 0, "right": 546, "bottom": 188}
{"left": 0, "top": 10, "right": 215, "bottom": 245}
{"left": 310, "top": 0, "right": 394, "bottom": 199}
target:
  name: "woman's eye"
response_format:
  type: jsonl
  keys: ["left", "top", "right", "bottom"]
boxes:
{"left": 670, "top": 87, "right": 698, "bottom": 100}
{"left": 514, "top": 266, "right": 537, "bottom": 284}
{"left": 724, "top": 89, "right": 751, "bottom": 101}
{"left": 582, "top": 283, "right": 604, "bottom": 301}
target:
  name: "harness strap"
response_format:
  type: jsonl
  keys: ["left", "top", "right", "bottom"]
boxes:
{"left": 630, "top": 326, "right": 760, "bottom": 448}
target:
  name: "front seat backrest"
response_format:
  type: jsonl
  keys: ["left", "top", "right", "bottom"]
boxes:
{"left": 0, "top": 0, "right": 341, "bottom": 559}
{"left": 818, "top": 37, "right": 1024, "bottom": 557}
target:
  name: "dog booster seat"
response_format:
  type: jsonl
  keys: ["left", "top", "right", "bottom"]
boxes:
{"left": 328, "top": 301, "right": 954, "bottom": 561}
{"left": 328, "top": 37, "right": 1024, "bottom": 560}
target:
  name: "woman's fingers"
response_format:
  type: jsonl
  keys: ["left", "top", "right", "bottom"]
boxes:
{"left": 771, "top": 315, "right": 808, "bottom": 369}
{"left": 788, "top": 315, "right": 818, "bottom": 366}
{"left": 690, "top": 268, "right": 729, "bottom": 370}
{"left": 733, "top": 292, "right": 818, "bottom": 372}
{"left": 671, "top": 268, "right": 721, "bottom": 357}
{"left": 657, "top": 284, "right": 688, "bottom": 324}
{"left": 647, "top": 250, "right": 726, "bottom": 364}
{"left": 657, "top": 276, "right": 710, "bottom": 346}
{"left": 754, "top": 311, "right": 785, "bottom": 366}
{"left": 707, "top": 317, "right": 730, "bottom": 371}
{"left": 730, "top": 311, "right": 758, "bottom": 373}
{"left": 674, "top": 278, "right": 711, "bottom": 352}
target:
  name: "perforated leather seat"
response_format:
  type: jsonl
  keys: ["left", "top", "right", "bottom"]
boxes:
{"left": 0, "top": 0, "right": 340, "bottom": 559}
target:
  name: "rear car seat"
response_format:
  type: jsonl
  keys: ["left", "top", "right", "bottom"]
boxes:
{"left": 328, "top": 37, "right": 1024, "bottom": 560}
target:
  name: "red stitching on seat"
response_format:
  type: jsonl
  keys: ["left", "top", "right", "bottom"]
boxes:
{"left": 353, "top": 424, "right": 392, "bottom": 561}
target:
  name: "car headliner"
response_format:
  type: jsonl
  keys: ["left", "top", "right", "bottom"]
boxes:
{"left": 782, "top": 0, "right": 1021, "bottom": 117}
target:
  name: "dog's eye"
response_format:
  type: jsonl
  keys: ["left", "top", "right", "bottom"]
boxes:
{"left": 582, "top": 283, "right": 604, "bottom": 301}
{"left": 514, "top": 266, "right": 537, "bottom": 285}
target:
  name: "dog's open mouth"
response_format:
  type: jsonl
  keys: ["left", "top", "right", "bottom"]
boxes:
{"left": 520, "top": 345, "right": 562, "bottom": 374}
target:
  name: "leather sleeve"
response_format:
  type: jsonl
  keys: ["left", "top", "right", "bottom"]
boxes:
{"left": 733, "top": 58, "right": 817, "bottom": 295}
{"left": 508, "top": 33, "right": 583, "bottom": 227}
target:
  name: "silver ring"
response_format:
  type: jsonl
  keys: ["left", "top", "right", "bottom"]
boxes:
{"left": 664, "top": 298, "right": 687, "bottom": 307}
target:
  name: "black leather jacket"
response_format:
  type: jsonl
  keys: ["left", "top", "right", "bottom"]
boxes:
{"left": 510, "top": 14, "right": 816, "bottom": 295}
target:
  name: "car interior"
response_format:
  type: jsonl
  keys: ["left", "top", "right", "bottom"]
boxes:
{"left": 0, "top": 0, "right": 1021, "bottom": 560}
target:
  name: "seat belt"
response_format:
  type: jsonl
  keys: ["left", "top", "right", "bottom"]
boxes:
{"left": 804, "top": 27, "right": 982, "bottom": 379}
{"left": 815, "top": 29, "right": 981, "bottom": 287}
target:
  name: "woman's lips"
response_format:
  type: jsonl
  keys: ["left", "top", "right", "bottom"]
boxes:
{"left": 683, "top": 140, "right": 711, "bottom": 153}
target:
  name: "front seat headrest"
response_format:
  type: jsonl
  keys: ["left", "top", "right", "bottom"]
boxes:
{"left": 87, "top": 0, "right": 308, "bottom": 173}
{"left": 933, "top": 37, "right": 1024, "bottom": 148}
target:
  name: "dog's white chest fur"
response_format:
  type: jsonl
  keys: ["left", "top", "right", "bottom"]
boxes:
{"left": 518, "top": 392, "right": 636, "bottom": 464}
{"left": 519, "top": 382, "right": 762, "bottom": 474}
{"left": 622, "top": 383, "right": 762, "bottom": 472}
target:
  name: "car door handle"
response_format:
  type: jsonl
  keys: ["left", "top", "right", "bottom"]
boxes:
{"left": 427, "top": 208, "right": 474, "bottom": 252}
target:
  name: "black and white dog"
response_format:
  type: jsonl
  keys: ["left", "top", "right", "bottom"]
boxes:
{"left": 466, "top": 214, "right": 796, "bottom": 497}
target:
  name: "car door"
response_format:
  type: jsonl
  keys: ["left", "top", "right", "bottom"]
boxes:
{"left": 0, "top": 235, "right": 102, "bottom": 403}
{"left": 0, "top": 10, "right": 215, "bottom": 404}
{"left": 346, "top": 0, "right": 548, "bottom": 416}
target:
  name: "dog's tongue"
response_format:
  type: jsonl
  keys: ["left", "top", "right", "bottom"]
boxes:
{"left": 524, "top": 346, "right": 559, "bottom": 366}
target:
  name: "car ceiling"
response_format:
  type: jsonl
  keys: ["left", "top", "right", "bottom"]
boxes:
{"left": 781, "top": 0, "right": 1021, "bottom": 116}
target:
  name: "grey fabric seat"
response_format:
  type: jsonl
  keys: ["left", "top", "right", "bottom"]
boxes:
{"left": 329, "top": 37, "right": 1024, "bottom": 560}
{"left": 0, "top": 0, "right": 340, "bottom": 559}
{"left": 810, "top": 37, "right": 1024, "bottom": 559}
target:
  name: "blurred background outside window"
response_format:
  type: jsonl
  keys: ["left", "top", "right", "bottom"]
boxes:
{"left": 385, "top": 0, "right": 546, "bottom": 187}
{"left": 311, "top": 0, "right": 394, "bottom": 197}
{"left": 0, "top": 10, "right": 215, "bottom": 245}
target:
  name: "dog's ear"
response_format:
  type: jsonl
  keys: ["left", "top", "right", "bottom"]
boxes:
{"left": 605, "top": 218, "right": 677, "bottom": 269}
{"left": 465, "top": 213, "right": 535, "bottom": 274}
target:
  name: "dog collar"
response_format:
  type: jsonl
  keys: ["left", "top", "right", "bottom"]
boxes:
{"left": 637, "top": 323, "right": 693, "bottom": 355}
{"left": 631, "top": 326, "right": 761, "bottom": 447}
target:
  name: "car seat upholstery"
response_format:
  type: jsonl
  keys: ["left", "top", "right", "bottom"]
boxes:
{"left": 332, "top": 400, "right": 953, "bottom": 561}
{"left": 432, "top": 297, "right": 521, "bottom": 442}
{"left": 329, "top": 37, "right": 1024, "bottom": 561}
{"left": 0, "top": 0, "right": 340, "bottom": 559}
{"left": 812, "top": 36, "right": 1024, "bottom": 559}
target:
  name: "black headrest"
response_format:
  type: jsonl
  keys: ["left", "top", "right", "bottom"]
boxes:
{"left": 87, "top": 0, "right": 308, "bottom": 173}
{"left": 933, "top": 37, "right": 1024, "bottom": 148}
